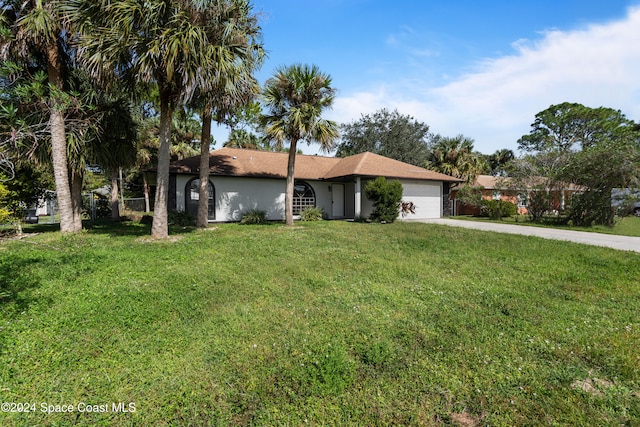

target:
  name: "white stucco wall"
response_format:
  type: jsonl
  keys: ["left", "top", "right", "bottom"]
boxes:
{"left": 175, "top": 175, "right": 340, "bottom": 222}
{"left": 312, "top": 181, "right": 331, "bottom": 218}
{"left": 174, "top": 175, "right": 443, "bottom": 222}
{"left": 176, "top": 175, "right": 284, "bottom": 221}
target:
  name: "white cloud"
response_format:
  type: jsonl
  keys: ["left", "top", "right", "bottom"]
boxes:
{"left": 334, "top": 5, "right": 640, "bottom": 154}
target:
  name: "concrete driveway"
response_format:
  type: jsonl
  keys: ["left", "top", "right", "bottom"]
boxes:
{"left": 418, "top": 218, "right": 640, "bottom": 254}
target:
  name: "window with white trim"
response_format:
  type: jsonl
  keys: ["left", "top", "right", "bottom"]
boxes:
{"left": 517, "top": 193, "right": 528, "bottom": 208}
{"left": 292, "top": 181, "right": 315, "bottom": 215}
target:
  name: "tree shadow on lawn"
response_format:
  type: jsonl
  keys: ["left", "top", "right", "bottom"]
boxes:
{"left": 85, "top": 218, "right": 201, "bottom": 238}
{"left": 0, "top": 254, "right": 50, "bottom": 355}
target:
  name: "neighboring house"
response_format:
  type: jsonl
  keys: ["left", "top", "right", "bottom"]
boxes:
{"left": 450, "top": 175, "right": 582, "bottom": 216}
{"left": 28, "top": 190, "right": 57, "bottom": 223}
{"left": 159, "top": 147, "right": 461, "bottom": 222}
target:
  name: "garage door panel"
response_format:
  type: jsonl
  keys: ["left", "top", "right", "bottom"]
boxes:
{"left": 402, "top": 182, "right": 441, "bottom": 219}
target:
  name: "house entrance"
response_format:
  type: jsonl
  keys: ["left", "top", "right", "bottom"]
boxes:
{"left": 331, "top": 183, "right": 345, "bottom": 218}
{"left": 185, "top": 178, "right": 215, "bottom": 220}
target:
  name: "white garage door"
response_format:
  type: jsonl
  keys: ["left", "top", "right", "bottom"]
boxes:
{"left": 401, "top": 181, "right": 442, "bottom": 219}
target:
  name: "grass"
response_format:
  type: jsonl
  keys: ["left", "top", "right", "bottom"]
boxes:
{"left": 1, "top": 220, "right": 639, "bottom": 426}
{"left": 452, "top": 215, "right": 640, "bottom": 237}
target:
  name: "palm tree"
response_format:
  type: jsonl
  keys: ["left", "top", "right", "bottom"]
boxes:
{"left": 261, "top": 64, "right": 339, "bottom": 226}
{"left": 190, "top": 0, "right": 263, "bottom": 228}
{"left": 224, "top": 129, "right": 262, "bottom": 149}
{"left": 1, "top": 0, "right": 79, "bottom": 232}
{"left": 66, "top": 0, "right": 253, "bottom": 238}
{"left": 94, "top": 99, "right": 139, "bottom": 220}
{"left": 487, "top": 148, "right": 515, "bottom": 176}
{"left": 196, "top": 74, "right": 260, "bottom": 228}
{"left": 426, "top": 134, "right": 486, "bottom": 184}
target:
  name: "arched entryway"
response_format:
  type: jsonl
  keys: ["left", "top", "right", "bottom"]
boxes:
{"left": 185, "top": 178, "right": 215, "bottom": 221}
{"left": 293, "top": 180, "right": 315, "bottom": 215}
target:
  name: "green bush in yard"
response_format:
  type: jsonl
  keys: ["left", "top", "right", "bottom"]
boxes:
{"left": 300, "top": 206, "right": 324, "bottom": 221}
{"left": 480, "top": 199, "right": 517, "bottom": 219}
{"left": 0, "top": 182, "right": 12, "bottom": 224}
{"left": 567, "top": 190, "right": 615, "bottom": 226}
{"left": 364, "top": 176, "right": 403, "bottom": 223}
{"left": 240, "top": 208, "right": 267, "bottom": 224}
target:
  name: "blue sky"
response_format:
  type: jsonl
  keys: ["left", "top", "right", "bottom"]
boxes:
{"left": 213, "top": 1, "right": 640, "bottom": 156}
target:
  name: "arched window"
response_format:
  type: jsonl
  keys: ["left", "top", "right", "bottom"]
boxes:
{"left": 293, "top": 180, "right": 315, "bottom": 215}
{"left": 185, "top": 178, "right": 215, "bottom": 220}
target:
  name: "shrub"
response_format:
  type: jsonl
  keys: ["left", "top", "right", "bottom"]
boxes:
{"left": 526, "top": 190, "right": 554, "bottom": 222}
{"left": 240, "top": 208, "right": 267, "bottom": 225}
{"left": 480, "top": 199, "right": 517, "bottom": 219}
{"left": 300, "top": 206, "right": 324, "bottom": 221}
{"left": 0, "top": 183, "right": 11, "bottom": 224}
{"left": 168, "top": 210, "right": 194, "bottom": 226}
{"left": 567, "top": 190, "right": 615, "bottom": 226}
{"left": 364, "top": 177, "right": 403, "bottom": 223}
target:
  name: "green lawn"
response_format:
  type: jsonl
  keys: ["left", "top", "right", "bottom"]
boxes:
{"left": 452, "top": 215, "right": 640, "bottom": 237}
{"left": 1, "top": 221, "right": 639, "bottom": 426}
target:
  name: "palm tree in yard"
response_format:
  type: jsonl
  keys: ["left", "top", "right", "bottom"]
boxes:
{"left": 426, "top": 134, "right": 486, "bottom": 184}
{"left": 196, "top": 70, "right": 261, "bottom": 228}
{"left": 261, "top": 64, "right": 339, "bottom": 226}
{"left": 191, "top": 0, "right": 263, "bottom": 228}
{"left": 1, "top": 0, "right": 78, "bottom": 232}
{"left": 66, "top": 0, "right": 258, "bottom": 238}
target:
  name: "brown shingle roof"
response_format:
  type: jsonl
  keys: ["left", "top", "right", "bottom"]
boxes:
{"left": 324, "top": 152, "right": 461, "bottom": 182}
{"left": 169, "top": 147, "right": 461, "bottom": 182}
{"left": 473, "top": 175, "right": 505, "bottom": 189}
{"left": 471, "top": 175, "right": 584, "bottom": 191}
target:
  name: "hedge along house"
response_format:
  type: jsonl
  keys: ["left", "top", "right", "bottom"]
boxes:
{"left": 161, "top": 147, "right": 461, "bottom": 222}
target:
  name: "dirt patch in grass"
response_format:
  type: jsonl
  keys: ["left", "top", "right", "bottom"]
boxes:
{"left": 572, "top": 373, "right": 615, "bottom": 397}
{"left": 135, "top": 235, "right": 185, "bottom": 243}
{"left": 451, "top": 412, "right": 482, "bottom": 427}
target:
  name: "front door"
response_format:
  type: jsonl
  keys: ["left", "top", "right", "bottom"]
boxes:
{"left": 332, "top": 183, "right": 345, "bottom": 218}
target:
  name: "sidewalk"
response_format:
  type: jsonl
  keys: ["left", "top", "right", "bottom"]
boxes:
{"left": 418, "top": 218, "right": 640, "bottom": 253}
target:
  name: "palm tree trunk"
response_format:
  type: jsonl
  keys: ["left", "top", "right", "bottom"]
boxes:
{"left": 143, "top": 174, "right": 150, "bottom": 213}
{"left": 46, "top": 37, "right": 81, "bottom": 233}
{"left": 49, "top": 108, "right": 75, "bottom": 233}
{"left": 197, "top": 105, "right": 212, "bottom": 228}
{"left": 70, "top": 170, "right": 83, "bottom": 230}
{"left": 151, "top": 92, "right": 174, "bottom": 239}
{"left": 111, "top": 169, "right": 120, "bottom": 219}
{"left": 285, "top": 138, "right": 298, "bottom": 226}
{"left": 46, "top": 40, "right": 77, "bottom": 233}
